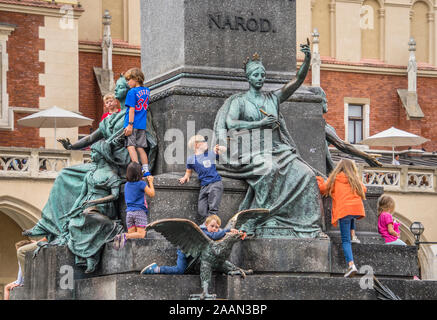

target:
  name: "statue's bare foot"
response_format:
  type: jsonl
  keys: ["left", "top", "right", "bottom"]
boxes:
{"left": 190, "top": 292, "right": 216, "bottom": 300}
{"left": 245, "top": 269, "right": 254, "bottom": 275}
{"left": 22, "top": 229, "right": 32, "bottom": 236}
{"left": 228, "top": 268, "right": 252, "bottom": 279}
{"left": 317, "top": 231, "right": 330, "bottom": 240}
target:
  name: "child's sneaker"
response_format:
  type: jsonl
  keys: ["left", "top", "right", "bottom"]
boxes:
{"left": 351, "top": 235, "right": 361, "bottom": 244}
{"left": 141, "top": 263, "right": 159, "bottom": 274}
{"left": 142, "top": 170, "right": 151, "bottom": 177}
{"left": 344, "top": 264, "right": 358, "bottom": 278}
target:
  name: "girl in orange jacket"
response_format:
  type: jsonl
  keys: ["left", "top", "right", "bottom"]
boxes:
{"left": 316, "top": 159, "right": 367, "bottom": 278}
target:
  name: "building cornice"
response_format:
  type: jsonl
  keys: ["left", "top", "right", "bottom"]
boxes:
{"left": 384, "top": 1, "right": 414, "bottom": 9}
{"left": 0, "top": 1, "right": 83, "bottom": 18}
{"left": 297, "top": 59, "right": 437, "bottom": 78}
{"left": 79, "top": 40, "right": 141, "bottom": 57}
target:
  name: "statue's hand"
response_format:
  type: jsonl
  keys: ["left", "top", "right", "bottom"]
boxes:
{"left": 81, "top": 200, "right": 91, "bottom": 208}
{"left": 259, "top": 115, "right": 277, "bottom": 128}
{"left": 57, "top": 138, "right": 72, "bottom": 150}
{"left": 300, "top": 43, "right": 311, "bottom": 58}
{"left": 365, "top": 153, "right": 383, "bottom": 167}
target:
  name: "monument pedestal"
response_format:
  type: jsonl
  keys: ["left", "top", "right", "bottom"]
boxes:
{"left": 11, "top": 237, "right": 435, "bottom": 300}
{"left": 12, "top": 178, "right": 437, "bottom": 301}
{"left": 12, "top": 0, "right": 437, "bottom": 301}
{"left": 149, "top": 87, "right": 327, "bottom": 175}
{"left": 142, "top": 0, "right": 297, "bottom": 92}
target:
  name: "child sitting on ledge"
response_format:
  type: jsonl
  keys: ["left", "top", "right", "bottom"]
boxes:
{"left": 377, "top": 195, "right": 406, "bottom": 246}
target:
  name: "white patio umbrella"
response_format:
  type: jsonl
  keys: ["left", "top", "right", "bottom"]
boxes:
{"left": 360, "top": 126, "right": 430, "bottom": 162}
{"left": 17, "top": 106, "right": 93, "bottom": 149}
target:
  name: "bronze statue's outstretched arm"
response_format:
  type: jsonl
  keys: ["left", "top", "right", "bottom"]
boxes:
{"left": 325, "top": 124, "right": 382, "bottom": 167}
{"left": 82, "top": 187, "right": 119, "bottom": 207}
{"left": 275, "top": 40, "right": 311, "bottom": 104}
{"left": 58, "top": 130, "right": 104, "bottom": 150}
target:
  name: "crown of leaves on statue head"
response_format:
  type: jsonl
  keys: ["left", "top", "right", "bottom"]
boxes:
{"left": 243, "top": 52, "right": 262, "bottom": 72}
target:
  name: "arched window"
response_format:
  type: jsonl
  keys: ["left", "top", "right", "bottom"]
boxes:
{"left": 312, "top": 0, "right": 332, "bottom": 57}
{"left": 361, "top": 0, "right": 381, "bottom": 60}
{"left": 411, "top": 1, "right": 430, "bottom": 63}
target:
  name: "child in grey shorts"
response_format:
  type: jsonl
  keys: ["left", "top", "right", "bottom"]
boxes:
{"left": 179, "top": 135, "right": 227, "bottom": 222}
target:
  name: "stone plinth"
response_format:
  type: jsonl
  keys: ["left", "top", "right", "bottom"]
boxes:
{"left": 73, "top": 274, "right": 437, "bottom": 300}
{"left": 223, "top": 275, "right": 437, "bottom": 300}
{"left": 148, "top": 87, "right": 327, "bottom": 176}
{"left": 141, "top": 0, "right": 296, "bottom": 90}
{"left": 118, "top": 173, "right": 383, "bottom": 239}
{"left": 75, "top": 274, "right": 216, "bottom": 300}
{"left": 10, "top": 237, "right": 430, "bottom": 300}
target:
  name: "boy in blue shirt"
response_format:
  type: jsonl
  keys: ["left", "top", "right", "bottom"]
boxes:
{"left": 140, "top": 214, "right": 240, "bottom": 275}
{"left": 179, "top": 135, "right": 227, "bottom": 223}
{"left": 123, "top": 67, "right": 152, "bottom": 177}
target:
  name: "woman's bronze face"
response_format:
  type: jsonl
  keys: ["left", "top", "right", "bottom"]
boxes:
{"left": 115, "top": 77, "right": 130, "bottom": 100}
{"left": 247, "top": 67, "right": 266, "bottom": 90}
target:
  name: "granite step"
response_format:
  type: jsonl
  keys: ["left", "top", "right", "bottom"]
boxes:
{"left": 11, "top": 239, "right": 421, "bottom": 300}
{"left": 74, "top": 273, "right": 437, "bottom": 300}
{"left": 98, "top": 238, "right": 418, "bottom": 278}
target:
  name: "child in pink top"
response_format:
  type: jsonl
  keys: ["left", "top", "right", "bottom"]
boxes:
{"left": 377, "top": 195, "right": 406, "bottom": 246}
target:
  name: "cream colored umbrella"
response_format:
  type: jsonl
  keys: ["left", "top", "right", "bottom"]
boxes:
{"left": 17, "top": 106, "right": 93, "bottom": 149}
{"left": 360, "top": 127, "right": 429, "bottom": 162}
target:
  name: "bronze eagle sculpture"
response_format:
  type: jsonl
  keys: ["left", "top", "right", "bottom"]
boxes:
{"left": 146, "top": 208, "right": 270, "bottom": 300}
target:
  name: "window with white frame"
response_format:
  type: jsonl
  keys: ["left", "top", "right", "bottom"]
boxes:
{"left": 0, "top": 23, "right": 15, "bottom": 130}
{"left": 348, "top": 104, "right": 363, "bottom": 144}
{"left": 344, "top": 98, "right": 370, "bottom": 145}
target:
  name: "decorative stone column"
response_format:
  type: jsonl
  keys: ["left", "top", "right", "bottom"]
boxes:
{"left": 93, "top": 9, "right": 115, "bottom": 97}
{"left": 396, "top": 37, "right": 424, "bottom": 121}
{"left": 408, "top": 38, "right": 417, "bottom": 93}
{"left": 102, "top": 9, "right": 113, "bottom": 71}
{"left": 378, "top": 8, "right": 385, "bottom": 62}
{"left": 427, "top": 12, "right": 434, "bottom": 65}
{"left": 329, "top": 0, "right": 336, "bottom": 58}
{"left": 311, "top": 28, "right": 321, "bottom": 87}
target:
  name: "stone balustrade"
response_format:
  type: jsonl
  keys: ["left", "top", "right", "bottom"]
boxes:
{"left": 0, "top": 147, "right": 90, "bottom": 179}
{"left": 1, "top": 147, "right": 437, "bottom": 194}
{"left": 358, "top": 163, "right": 437, "bottom": 193}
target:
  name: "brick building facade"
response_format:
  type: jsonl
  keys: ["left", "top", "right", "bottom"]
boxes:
{"left": 78, "top": 47, "right": 140, "bottom": 134}
{"left": 0, "top": 11, "right": 45, "bottom": 148}
{"left": 304, "top": 62, "right": 437, "bottom": 152}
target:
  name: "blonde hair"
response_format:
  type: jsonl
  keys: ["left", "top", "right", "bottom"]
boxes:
{"left": 325, "top": 159, "right": 366, "bottom": 200}
{"left": 124, "top": 68, "right": 144, "bottom": 84}
{"left": 377, "top": 195, "right": 395, "bottom": 215}
{"left": 188, "top": 135, "right": 206, "bottom": 150}
{"left": 103, "top": 93, "right": 115, "bottom": 103}
{"left": 205, "top": 215, "right": 221, "bottom": 227}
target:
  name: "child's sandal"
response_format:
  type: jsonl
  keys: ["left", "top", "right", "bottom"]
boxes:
{"left": 119, "top": 233, "right": 127, "bottom": 249}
